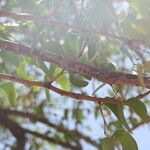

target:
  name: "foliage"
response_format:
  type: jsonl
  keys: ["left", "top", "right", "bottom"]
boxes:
{"left": 0, "top": 0, "right": 150, "bottom": 150}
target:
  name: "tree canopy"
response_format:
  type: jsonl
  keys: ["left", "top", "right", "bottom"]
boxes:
{"left": 0, "top": 0, "right": 150, "bottom": 149}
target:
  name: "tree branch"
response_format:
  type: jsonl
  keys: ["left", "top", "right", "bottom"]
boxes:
{"left": 0, "top": 108, "right": 99, "bottom": 147}
{"left": 0, "top": 10, "right": 149, "bottom": 45}
{"left": 134, "top": 90, "right": 150, "bottom": 100}
{"left": 0, "top": 73, "right": 122, "bottom": 104}
{"left": 24, "top": 129, "right": 79, "bottom": 150}
{"left": 0, "top": 113, "right": 77, "bottom": 150}
{"left": 0, "top": 114, "right": 26, "bottom": 150}
{"left": 0, "top": 39, "right": 150, "bottom": 88}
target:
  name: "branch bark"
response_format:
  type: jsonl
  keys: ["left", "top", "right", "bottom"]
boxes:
{"left": 0, "top": 73, "right": 122, "bottom": 104}
{"left": 0, "top": 38, "right": 150, "bottom": 88}
{"left": 0, "top": 10, "right": 149, "bottom": 45}
{"left": 0, "top": 111, "right": 79, "bottom": 150}
{"left": 0, "top": 108, "right": 99, "bottom": 147}
{"left": 0, "top": 114, "right": 26, "bottom": 150}
{"left": 24, "top": 129, "right": 79, "bottom": 150}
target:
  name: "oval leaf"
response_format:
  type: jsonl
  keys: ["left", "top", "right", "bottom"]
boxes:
{"left": 53, "top": 68, "right": 69, "bottom": 91}
{"left": 99, "top": 63, "right": 116, "bottom": 72}
{"left": 105, "top": 104, "right": 130, "bottom": 131}
{"left": 0, "top": 82, "right": 16, "bottom": 106}
{"left": 69, "top": 74, "right": 89, "bottom": 87}
{"left": 101, "top": 137, "right": 115, "bottom": 150}
{"left": 114, "top": 129, "right": 138, "bottom": 150}
{"left": 126, "top": 98, "right": 148, "bottom": 121}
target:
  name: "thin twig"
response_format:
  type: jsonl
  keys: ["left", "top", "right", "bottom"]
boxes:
{"left": 131, "top": 116, "right": 150, "bottom": 131}
{"left": 0, "top": 73, "right": 123, "bottom": 104}
{"left": 99, "top": 105, "right": 113, "bottom": 136}
{"left": 92, "top": 83, "right": 106, "bottom": 96}
{"left": 134, "top": 90, "right": 150, "bottom": 100}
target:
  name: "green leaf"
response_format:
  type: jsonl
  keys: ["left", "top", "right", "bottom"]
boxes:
{"left": 114, "top": 129, "right": 138, "bottom": 150}
{"left": 17, "top": 61, "right": 35, "bottom": 80}
{"left": 126, "top": 98, "right": 148, "bottom": 121}
{"left": 0, "top": 82, "right": 16, "bottom": 106}
{"left": 35, "top": 60, "right": 51, "bottom": 77}
{"left": 57, "top": 75, "right": 69, "bottom": 91}
{"left": 101, "top": 137, "right": 115, "bottom": 150}
{"left": 45, "top": 88, "right": 51, "bottom": 103}
{"left": 110, "top": 120, "right": 122, "bottom": 129}
{"left": 69, "top": 74, "right": 89, "bottom": 87}
{"left": 44, "top": 75, "right": 51, "bottom": 103}
{"left": 129, "top": 117, "right": 139, "bottom": 127}
{"left": 0, "top": 25, "right": 6, "bottom": 31}
{"left": 34, "top": 60, "right": 56, "bottom": 80}
{"left": 105, "top": 104, "right": 130, "bottom": 131}
{"left": 63, "top": 109, "right": 69, "bottom": 120}
{"left": 53, "top": 68, "right": 69, "bottom": 91}
{"left": 73, "top": 109, "right": 83, "bottom": 123}
{"left": 35, "top": 101, "right": 45, "bottom": 117}
{"left": 99, "top": 63, "right": 116, "bottom": 71}
{"left": 0, "top": 88, "right": 9, "bottom": 106}
{"left": 16, "top": 61, "right": 28, "bottom": 79}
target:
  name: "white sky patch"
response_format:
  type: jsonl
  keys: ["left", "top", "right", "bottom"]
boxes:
{"left": 59, "top": 39, "right": 64, "bottom": 45}
{"left": 100, "top": 36, "right": 106, "bottom": 41}
{"left": 84, "top": 46, "right": 88, "bottom": 53}
{"left": 3, "top": 22, "right": 19, "bottom": 27}
{"left": 113, "top": 1, "right": 129, "bottom": 15}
